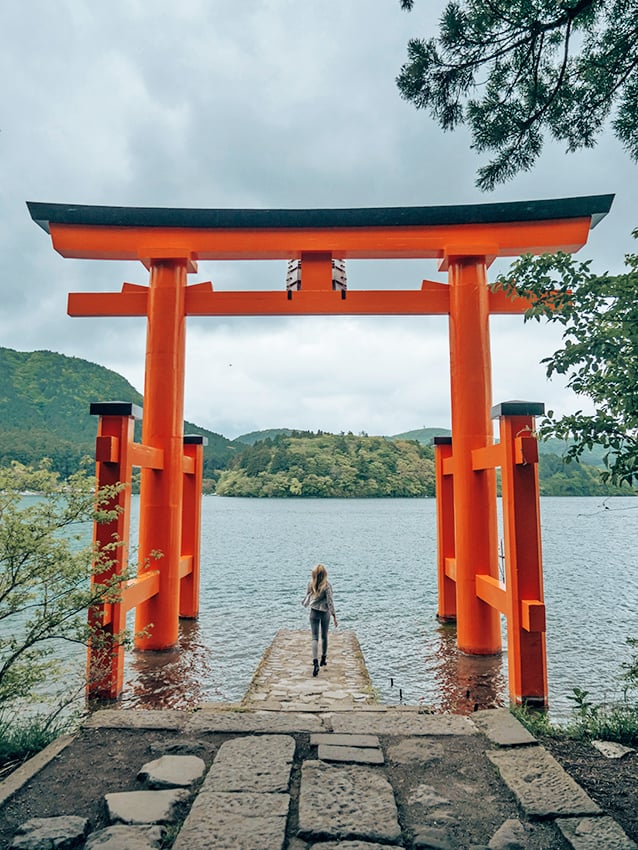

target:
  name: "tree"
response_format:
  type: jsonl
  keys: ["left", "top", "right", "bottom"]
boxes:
{"left": 496, "top": 236, "right": 638, "bottom": 486}
{"left": 0, "top": 462, "right": 126, "bottom": 713}
{"left": 397, "top": 0, "right": 638, "bottom": 189}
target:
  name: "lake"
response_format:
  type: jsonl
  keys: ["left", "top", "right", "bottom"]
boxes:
{"left": 119, "top": 495, "right": 638, "bottom": 721}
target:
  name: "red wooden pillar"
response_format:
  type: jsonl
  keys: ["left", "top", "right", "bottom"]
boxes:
{"left": 447, "top": 256, "right": 501, "bottom": 654}
{"left": 496, "top": 401, "right": 548, "bottom": 707}
{"left": 136, "top": 260, "right": 188, "bottom": 650}
{"left": 434, "top": 436, "right": 456, "bottom": 622}
{"left": 180, "top": 435, "right": 207, "bottom": 618}
{"left": 87, "top": 402, "right": 141, "bottom": 698}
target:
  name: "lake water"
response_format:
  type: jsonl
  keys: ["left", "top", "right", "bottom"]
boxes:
{"left": 118, "top": 495, "right": 638, "bottom": 721}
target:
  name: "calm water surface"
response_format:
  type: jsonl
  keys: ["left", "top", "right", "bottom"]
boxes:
{"left": 120, "top": 495, "right": 638, "bottom": 720}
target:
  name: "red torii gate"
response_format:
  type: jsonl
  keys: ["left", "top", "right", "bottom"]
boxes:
{"left": 28, "top": 195, "right": 613, "bottom": 707}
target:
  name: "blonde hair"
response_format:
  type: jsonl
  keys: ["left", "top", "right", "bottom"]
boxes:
{"left": 310, "top": 563, "right": 328, "bottom": 596}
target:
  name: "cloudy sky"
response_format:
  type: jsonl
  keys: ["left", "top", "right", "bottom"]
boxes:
{"left": 1, "top": 1, "right": 635, "bottom": 439}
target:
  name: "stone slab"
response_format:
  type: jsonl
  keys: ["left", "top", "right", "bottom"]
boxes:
{"left": 105, "top": 789, "right": 190, "bottom": 825}
{"left": 472, "top": 709, "right": 537, "bottom": 747}
{"left": 172, "top": 791, "right": 289, "bottom": 850}
{"left": 487, "top": 818, "right": 529, "bottom": 849}
{"left": 9, "top": 815, "right": 89, "bottom": 849}
{"left": 330, "top": 710, "right": 475, "bottom": 737}
{"left": 84, "top": 709, "right": 187, "bottom": 731}
{"left": 0, "top": 733, "right": 75, "bottom": 808}
{"left": 311, "top": 733, "right": 380, "bottom": 748}
{"left": 318, "top": 744, "right": 384, "bottom": 765}
{"left": 185, "top": 710, "right": 324, "bottom": 734}
{"left": 298, "top": 759, "right": 401, "bottom": 844}
{"left": 556, "top": 816, "right": 638, "bottom": 850}
{"left": 487, "top": 746, "right": 602, "bottom": 819}
{"left": 202, "top": 734, "right": 294, "bottom": 793}
{"left": 85, "top": 824, "right": 165, "bottom": 850}
{"left": 312, "top": 841, "right": 396, "bottom": 850}
{"left": 591, "top": 739, "right": 635, "bottom": 759}
{"left": 138, "top": 755, "right": 206, "bottom": 788}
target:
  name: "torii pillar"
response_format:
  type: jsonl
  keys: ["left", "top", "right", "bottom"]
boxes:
{"left": 447, "top": 255, "right": 500, "bottom": 653}
{"left": 136, "top": 259, "right": 189, "bottom": 648}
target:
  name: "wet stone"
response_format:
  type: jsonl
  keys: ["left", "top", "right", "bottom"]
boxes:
{"left": 555, "top": 816, "right": 638, "bottom": 850}
{"left": 318, "top": 744, "right": 384, "bottom": 764}
{"left": 330, "top": 711, "right": 475, "bottom": 737}
{"left": 591, "top": 739, "right": 635, "bottom": 759}
{"left": 83, "top": 709, "right": 186, "bottom": 731}
{"left": 311, "top": 733, "right": 380, "bottom": 748}
{"left": 412, "top": 825, "right": 455, "bottom": 849}
{"left": 9, "top": 816, "right": 89, "bottom": 850}
{"left": 472, "top": 709, "right": 537, "bottom": 747}
{"left": 202, "top": 734, "right": 294, "bottom": 793}
{"left": 138, "top": 754, "right": 206, "bottom": 788}
{"left": 316, "top": 841, "right": 396, "bottom": 850}
{"left": 171, "top": 790, "right": 289, "bottom": 850}
{"left": 487, "top": 746, "right": 601, "bottom": 818}
{"left": 487, "top": 818, "right": 529, "bottom": 849}
{"left": 185, "top": 710, "right": 323, "bottom": 734}
{"left": 298, "top": 759, "right": 401, "bottom": 844}
{"left": 85, "top": 824, "right": 165, "bottom": 850}
{"left": 105, "top": 789, "right": 190, "bottom": 825}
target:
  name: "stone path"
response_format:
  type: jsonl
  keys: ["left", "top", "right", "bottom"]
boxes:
{"left": 241, "top": 628, "right": 375, "bottom": 711}
{"left": 2, "top": 626, "right": 638, "bottom": 850}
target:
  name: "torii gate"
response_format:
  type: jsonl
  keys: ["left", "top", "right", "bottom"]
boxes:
{"left": 28, "top": 195, "right": 613, "bottom": 707}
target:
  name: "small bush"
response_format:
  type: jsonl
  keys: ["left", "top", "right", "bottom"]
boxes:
{"left": 0, "top": 713, "right": 70, "bottom": 774}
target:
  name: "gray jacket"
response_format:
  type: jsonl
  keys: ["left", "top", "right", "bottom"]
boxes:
{"left": 304, "top": 581, "right": 335, "bottom": 616}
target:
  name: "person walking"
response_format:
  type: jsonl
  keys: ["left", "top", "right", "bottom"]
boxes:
{"left": 302, "top": 563, "right": 338, "bottom": 677}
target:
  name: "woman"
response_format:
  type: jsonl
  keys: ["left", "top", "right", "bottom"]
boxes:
{"left": 302, "top": 563, "right": 338, "bottom": 677}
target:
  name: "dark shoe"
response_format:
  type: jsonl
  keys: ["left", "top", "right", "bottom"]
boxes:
{"left": 313, "top": 659, "right": 319, "bottom": 677}
{"left": 320, "top": 656, "right": 327, "bottom": 667}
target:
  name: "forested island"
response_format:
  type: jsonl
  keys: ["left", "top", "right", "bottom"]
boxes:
{"left": 216, "top": 431, "right": 436, "bottom": 497}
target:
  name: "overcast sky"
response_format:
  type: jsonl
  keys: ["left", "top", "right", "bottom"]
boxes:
{"left": 1, "top": 1, "right": 635, "bottom": 439}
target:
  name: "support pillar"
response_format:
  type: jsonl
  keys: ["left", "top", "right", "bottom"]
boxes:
{"left": 180, "top": 435, "right": 207, "bottom": 618}
{"left": 496, "top": 401, "right": 548, "bottom": 706}
{"left": 447, "top": 256, "right": 501, "bottom": 654}
{"left": 136, "top": 260, "right": 188, "bottom": 650}
{"left": 87, "top": 402, "right": 141, "bottom": 698}
{"left": 434, "top": 437, "right": 456, "bottom": 622}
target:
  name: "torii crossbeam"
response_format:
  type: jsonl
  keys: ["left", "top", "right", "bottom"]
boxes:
{"left": 28, "top": 194, "right": 613, "bottom": 706}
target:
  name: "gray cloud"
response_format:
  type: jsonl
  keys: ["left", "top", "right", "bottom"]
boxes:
{"left": 0, "top": 1, "right": 633, "bottom": 438}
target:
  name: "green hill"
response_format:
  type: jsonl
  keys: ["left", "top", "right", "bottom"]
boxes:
{"left": 235, "top": 428, "right": 295, "bottom": 445}
{"left": 0, "top": 348, "right": 236, "bottom": 478}
{"left": 390, "top": 427, "right": 451, "bottom": 443}
{"left": 0, "top": 348, "right": 630, "bottom": 496}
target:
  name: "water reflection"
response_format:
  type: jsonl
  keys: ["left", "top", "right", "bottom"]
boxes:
{"left": 120, "top": 620, "right": 219, "bottom": 709}
{"left": 424, "top": 623, "right": 507, "bottom": 715}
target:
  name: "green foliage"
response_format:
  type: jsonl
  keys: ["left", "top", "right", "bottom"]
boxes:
{"left": 0, "top": 347, "right": 236, "bottom": 478}
{"left": 497, "top": 238, "right": 638, "bottom": 487}
{"left": 538, "top": 453, "right": 630, "bottom": 496}
{"left": 0, "top": 462, "right": 127, "bottom": 709}
{"left": 515, "top": 638, "right": 638, "bottom": 745}
{"left": 397, "top": 1, "right": 638, "bottom": 189}
{"left": 216, "top": 432, "right": 436, "bottom": 497}
{"left": 0, "top": 712, "right": 70, "bottom": 773}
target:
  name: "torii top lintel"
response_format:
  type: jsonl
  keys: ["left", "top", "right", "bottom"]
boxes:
{"left": 28, "top": 195, "right": 613, "bottom": 263}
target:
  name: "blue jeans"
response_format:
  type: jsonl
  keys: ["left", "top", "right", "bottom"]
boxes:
{"left": 310, "top": 608, "right": 330, "bottom": 661}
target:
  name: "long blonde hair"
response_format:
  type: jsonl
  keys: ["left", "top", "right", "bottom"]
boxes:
{"left": 310, "top": 563, "right": 328, "bottom": 596}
